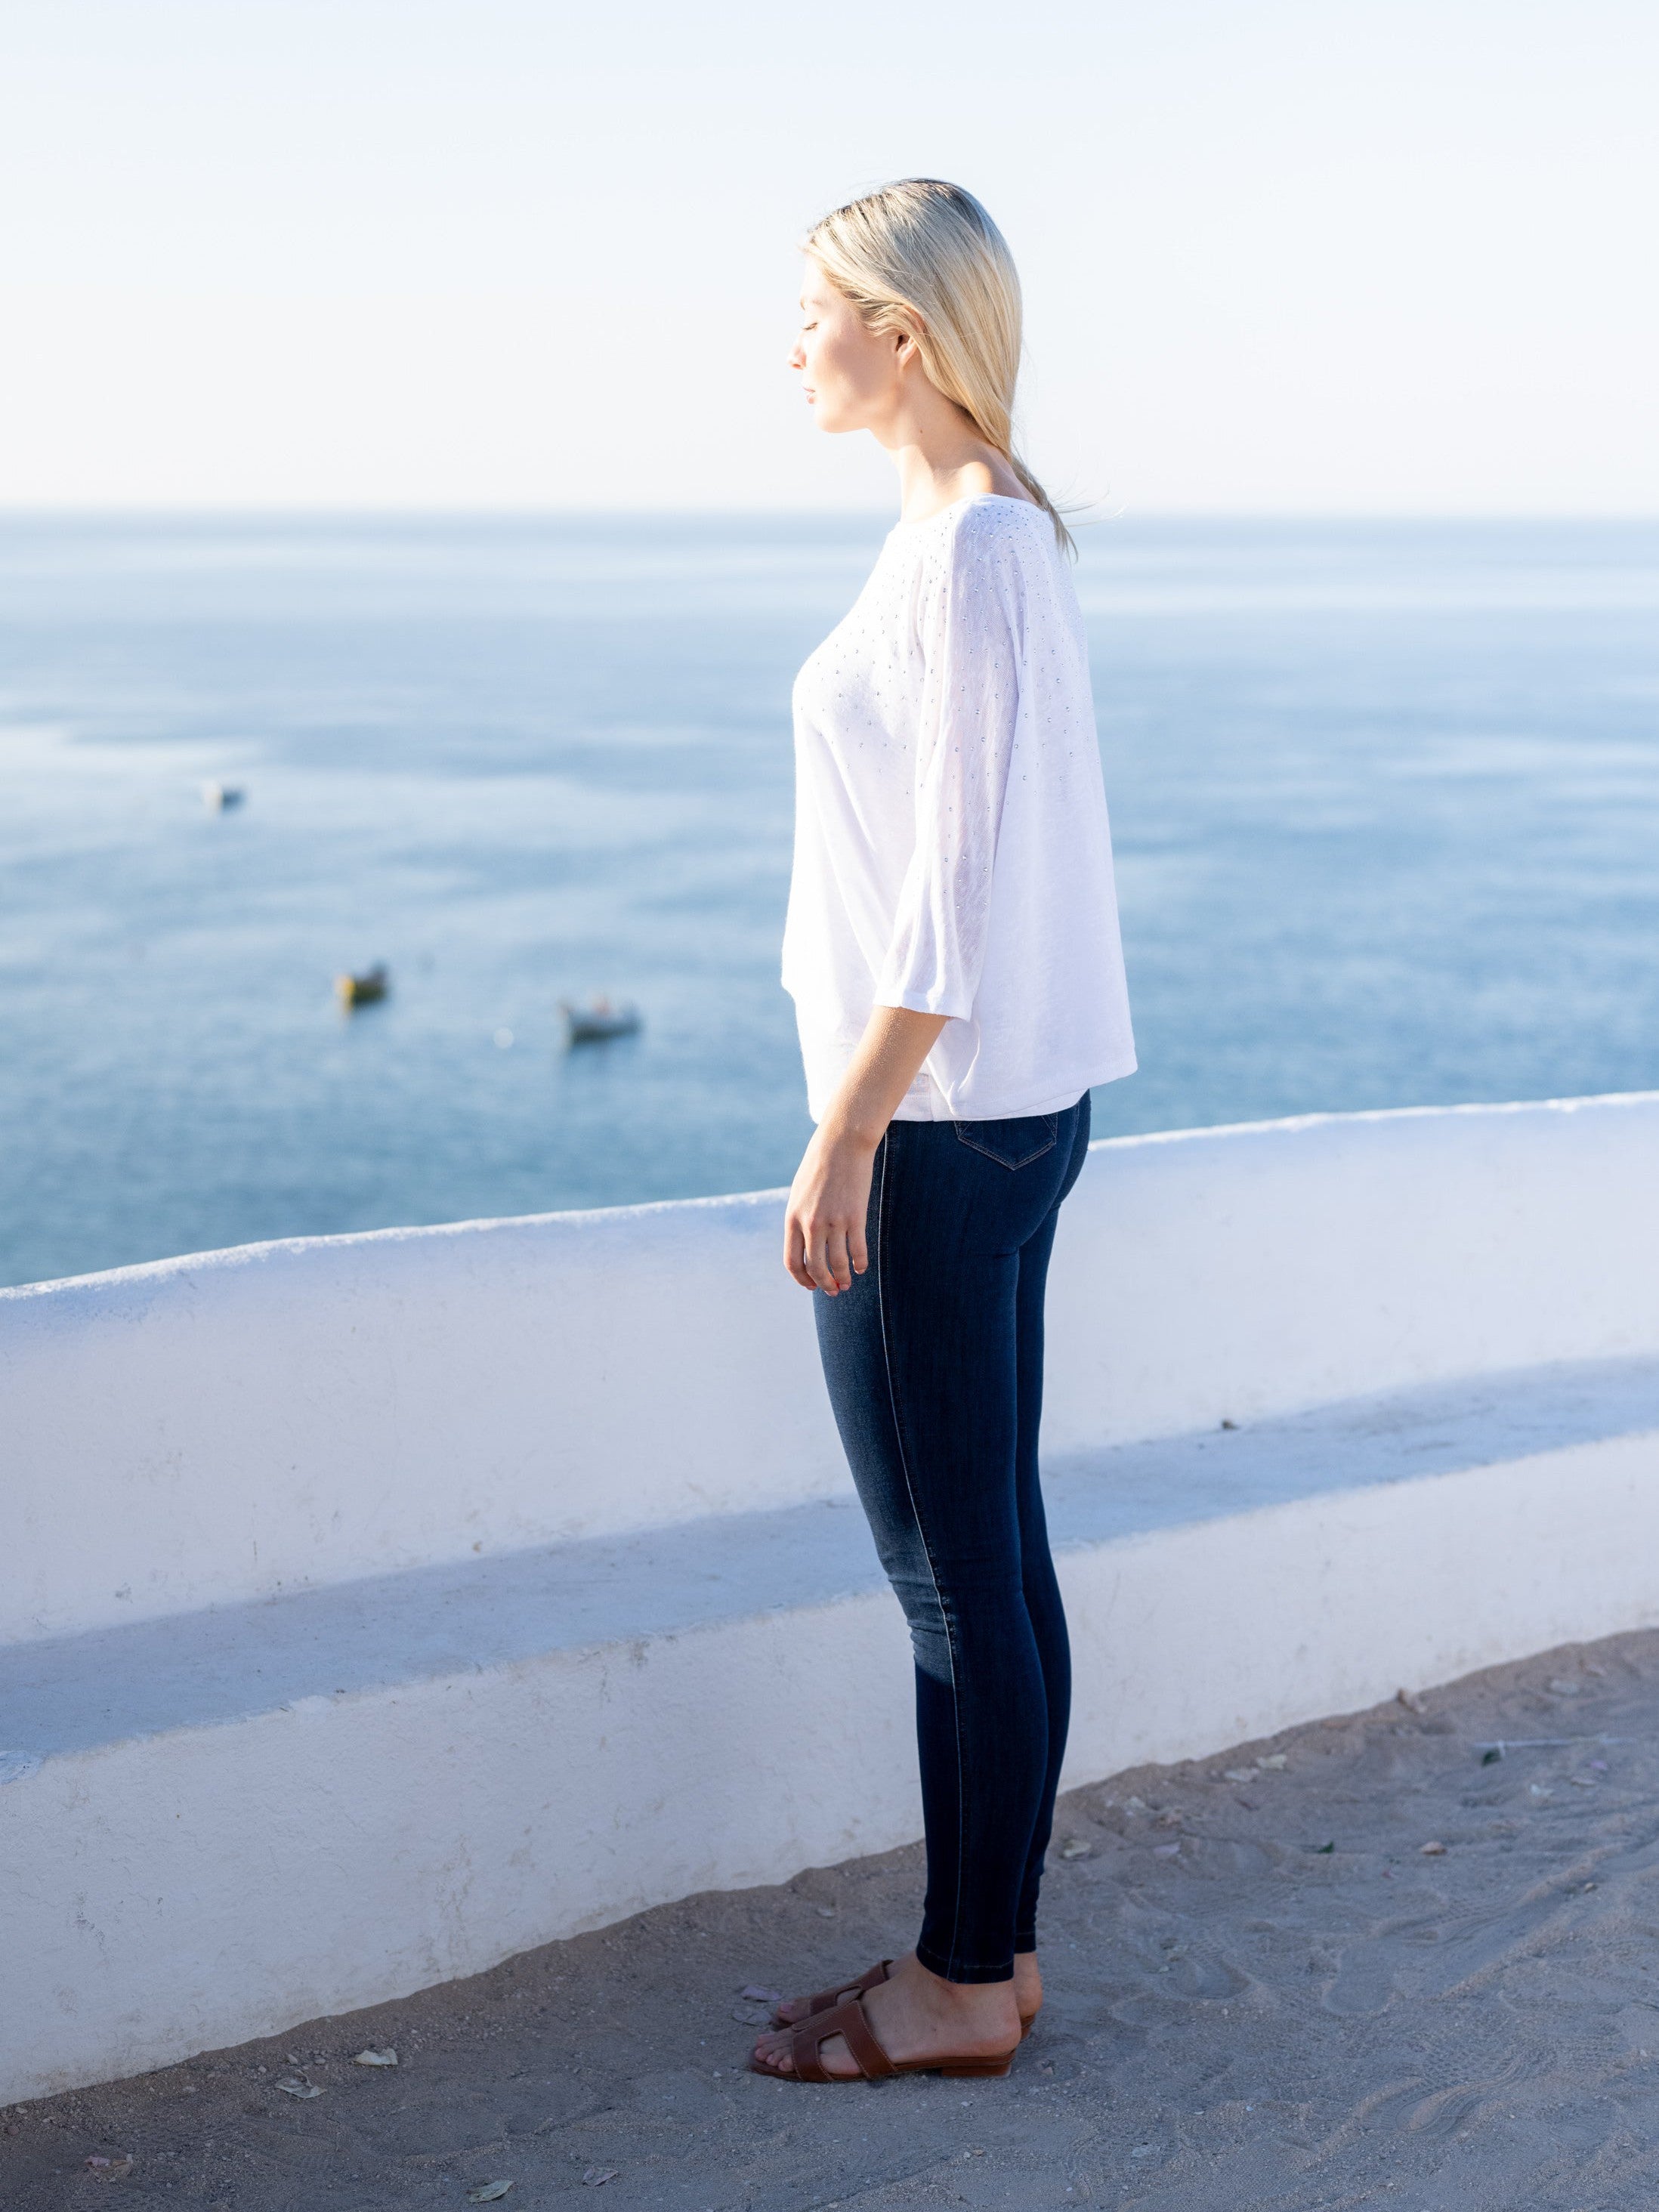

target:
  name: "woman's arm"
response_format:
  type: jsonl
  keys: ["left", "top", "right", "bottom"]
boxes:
{"left": 784, "top": 1006, "right": 947, "bottom": 1294}
{"left": 785, "top": 522, "right": 1028, "bottom": 1294}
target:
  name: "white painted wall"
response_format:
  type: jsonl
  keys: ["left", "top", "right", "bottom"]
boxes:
{"left": 6, "top": 1419, "right": 1657, "bottom": 2105}
{"left": 1045, "top": 1094, "right": 1659, "bottom": 1447}
{"left": 4, "top": 1095, "right": 1659, "bottom": 2105}
{"left": 5, "top": 1094, "right": 1659, "bottom": 1648}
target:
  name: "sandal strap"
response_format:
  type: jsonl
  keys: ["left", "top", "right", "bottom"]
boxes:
{"left": 833, "top": 1995, "right": 898, "bottom": 2080}
{"left": 789, "top": 1994, "right": 897, "bottom": 2083}
{"left": 804, "top": 1957, "right": 893, "bottom": 2019}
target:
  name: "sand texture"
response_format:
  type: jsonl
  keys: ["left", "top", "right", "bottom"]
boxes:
{"left": 9, "top": 1630, "right": 1659, "bottom": 2210}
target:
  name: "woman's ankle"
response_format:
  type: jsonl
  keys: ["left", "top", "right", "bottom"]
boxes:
{"left": 905, "top": 1958, "right": 1021, "bottom": 2011}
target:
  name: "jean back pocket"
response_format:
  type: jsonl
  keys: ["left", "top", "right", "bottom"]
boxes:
{"left": 953, "top": 1114, "right": 1060, "bottom": 1169}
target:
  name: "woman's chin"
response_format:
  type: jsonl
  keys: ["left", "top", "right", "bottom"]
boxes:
{"left": 805, "top": 395, "right": 856, "bottom": 436}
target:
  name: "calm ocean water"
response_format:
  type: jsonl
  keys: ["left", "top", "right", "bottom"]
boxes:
{"left": 2, "top": 514, "right": 1657, "bottom": 1292}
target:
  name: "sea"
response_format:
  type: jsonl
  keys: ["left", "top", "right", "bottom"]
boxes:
{"left": 2, "top": 514, "right": 1657, "bottom": 1293}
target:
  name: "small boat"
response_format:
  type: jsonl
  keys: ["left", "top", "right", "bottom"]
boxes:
{"left": 202, "top": 780, "right": 246, "bottom": 811}
{"left": 561, "top": 995, "right": 641, "bottom": 1045}
{"left": 337, "top": 964, "right": 390, "bottom": 1008}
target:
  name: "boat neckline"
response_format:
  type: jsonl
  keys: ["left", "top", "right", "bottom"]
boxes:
{"left": 888, "top": 492, "right": 1045, "bottom": 533}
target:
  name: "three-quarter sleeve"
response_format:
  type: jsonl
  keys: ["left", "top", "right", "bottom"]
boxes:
{"left": 873, "top": 514, "right": 1025, "bottom": 1021}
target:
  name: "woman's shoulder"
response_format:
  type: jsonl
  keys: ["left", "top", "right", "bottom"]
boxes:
{"left": 919, "top": 493, "right": 1048, "bottom": 576}
{"left": 947, "top": 492, "right": 1049, "bottom": 541}
{"left": 953, "top": 493, "right": 1063, "bottom": 575}
{"left": 935, "top": 496, "right": 1069, "bottom": 618}
{"left": 901, "top": 496, "right": 1072, "bottom": 648}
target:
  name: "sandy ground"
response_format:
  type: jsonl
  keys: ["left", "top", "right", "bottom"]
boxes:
{"left": 11, "top": 1630, "right": 1659, "bottom": 2212}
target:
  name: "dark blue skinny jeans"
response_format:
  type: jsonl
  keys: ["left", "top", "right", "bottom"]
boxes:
{"left": 814, "top": 1091, "right": 1092, "bottom": 1985}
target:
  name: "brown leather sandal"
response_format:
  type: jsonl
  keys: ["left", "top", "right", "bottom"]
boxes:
{"left": 749, "top": 1992, "right": 1018, "bottom": 2084}
{"left": 772, "top": 1959, "right": 1039, "bottom": 2042}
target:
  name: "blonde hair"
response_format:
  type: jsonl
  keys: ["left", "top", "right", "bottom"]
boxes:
{"left": 805, "top": 178, "right": 1071, "bottom": 555}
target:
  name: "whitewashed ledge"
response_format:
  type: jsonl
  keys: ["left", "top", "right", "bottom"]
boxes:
{"left": 3, "top": 1096, "right": 1658, "bottom": 2107}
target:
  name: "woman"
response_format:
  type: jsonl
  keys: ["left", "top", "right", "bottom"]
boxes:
{"left": 750, "top": 181, "right": 1135, "bottom": 2085}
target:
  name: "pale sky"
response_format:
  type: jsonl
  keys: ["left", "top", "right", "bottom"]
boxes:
{"left": 2, "top": 0, "right": 1654, "bottom": 513}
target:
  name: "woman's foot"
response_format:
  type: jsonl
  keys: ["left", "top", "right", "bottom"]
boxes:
{"left": 771, "top": 1949, "right": 1043, "bottom": 2034}
{"left": 752, "top": 1951, "right": 1023, "bottom": 2078}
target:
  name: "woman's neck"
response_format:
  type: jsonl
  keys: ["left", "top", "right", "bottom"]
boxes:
{"left": 893, "top": 447, "right": 1018, "bottom": 526}
{"left": 873, "top": 381, "right": 1033, "bottom": 527}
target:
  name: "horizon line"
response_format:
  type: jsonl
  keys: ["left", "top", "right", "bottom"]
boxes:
{"left": 3, "top": 505, "right": 1657, "bottom": 527}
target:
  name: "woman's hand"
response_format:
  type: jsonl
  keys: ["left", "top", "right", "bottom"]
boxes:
{"left": 784, "top": 1123, "right": 875, "bottom": 1294}
{"left": 783, "top": 1006, "right": 949, "bottom": 1293}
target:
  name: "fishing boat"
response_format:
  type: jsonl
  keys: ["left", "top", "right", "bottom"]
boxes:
{"left": 561, "top": 996, "right": 641, "bottom": 1045}
{"left": 201, "top": 780, "right": 246, "bottom": 811}
{"left": 336, "top": 964, "right": 390, "bottom": 1008}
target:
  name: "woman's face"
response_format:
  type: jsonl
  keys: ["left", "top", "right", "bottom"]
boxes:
{"left": 788, "top": 260, "right": 907, "bottom": 434}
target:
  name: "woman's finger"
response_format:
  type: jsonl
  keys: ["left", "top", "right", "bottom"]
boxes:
{"left": 784, "top": 1212, "right": 814, "bottom": 1289}
{"left": 826, "top": 1226, "right": 852, "bottom": 1293}
{"left": 848, "top": 1213, "right": 869, "bottom": 1277}
{"left": 806, "top": 1220, "right": 839, "bottom": 1296}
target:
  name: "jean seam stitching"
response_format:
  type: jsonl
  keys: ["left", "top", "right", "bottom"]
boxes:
{"left": 873, "top": 1132, "right": 967, "bottom": 1982}
{"left": 953, "top": 1127, "right": 1057, "bottom": 1169}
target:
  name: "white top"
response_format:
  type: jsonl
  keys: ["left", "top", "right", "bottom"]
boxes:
{"left": 782, "top": 494, "right": 1137, "bottom": 1124}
